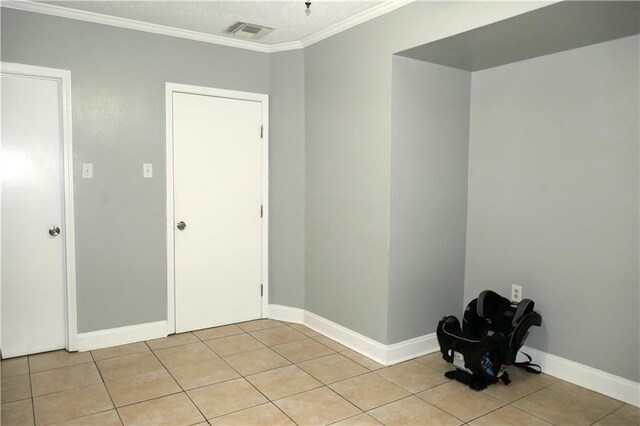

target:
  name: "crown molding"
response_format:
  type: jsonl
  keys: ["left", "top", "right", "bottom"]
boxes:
{"left": 1, "top": 0, "right": 273, "bottom": 52}
{"left": 300, "top": 0, "right": 415, "bottom": 47}
{"left": 269, "top": 41, "right": 305, "bottom": 53}
{"left": 1, "top": 0, "right": 415, "bottom": 53}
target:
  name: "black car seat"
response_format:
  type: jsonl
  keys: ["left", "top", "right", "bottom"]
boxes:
{"left": 436, "top": 290, "right": 542, "bottom": 390}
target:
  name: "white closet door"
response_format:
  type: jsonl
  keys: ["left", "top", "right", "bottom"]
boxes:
{"left": 1, "top": 73, "right": 67, "bottom": 357}
{"left": 173, "top": 92, "right": 262, "bottom": 333}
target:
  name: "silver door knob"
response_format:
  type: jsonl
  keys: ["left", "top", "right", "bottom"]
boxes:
{"left": 49, "top": 226, "right": 61, "bottom": 237}
{"left": 177, "top": 221, "right": 186, "bottom": 231}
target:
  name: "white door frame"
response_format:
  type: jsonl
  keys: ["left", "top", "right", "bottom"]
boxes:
{"left": 165, "top": 83, "right": 269, "bottom": 334}
{"left": 0, "top": 62, "right": 78, "bottom": 352}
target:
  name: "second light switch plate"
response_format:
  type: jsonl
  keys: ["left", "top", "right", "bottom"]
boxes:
{"left": 143, "top": 163, "right": 153, "bottom": 178}
{"left": 82, "top": 163, "right": 93, "bottom": 179}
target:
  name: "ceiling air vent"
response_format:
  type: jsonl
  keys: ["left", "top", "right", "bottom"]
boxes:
{"left": 225, "top": 22, "right": 273, "bottom": 40}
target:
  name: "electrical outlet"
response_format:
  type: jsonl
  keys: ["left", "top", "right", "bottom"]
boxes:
{"left": 511, "top": 285, "right": 523, "bottom": 302}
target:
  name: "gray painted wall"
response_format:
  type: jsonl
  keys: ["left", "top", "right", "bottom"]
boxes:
{"left": 304, "top": 1, "right": 547, "bottom": 343}
{"left": 465, "top": 35, "right": 640, "bottom": 381}
{"left": 269, "top": 50, "right": 305, "bottom": 309}
{"left": 388, "top": 56, "right": 470, "bottom": 344}
{"left": 397, "top": 1, "right": 640, "bottom": 72}
{"left": 1, "top": 9, "right": 270, "bottom": 332}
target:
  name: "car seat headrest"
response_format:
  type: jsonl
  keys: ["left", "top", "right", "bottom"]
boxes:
{"left": 512, "top": 298, "right": 535, "bottom": 326}
{"left": 476, "top": 290, "right": 504, "bottom": 319}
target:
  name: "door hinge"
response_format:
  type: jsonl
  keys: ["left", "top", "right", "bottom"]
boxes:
{"left": 260, "top": 284, "right": 263, "bottom": 297}
{"left": 260, "top": 125, "right": 263, "bottom": 139}
{"left": 260, "top": 204, "right": 263, "bottom": 218}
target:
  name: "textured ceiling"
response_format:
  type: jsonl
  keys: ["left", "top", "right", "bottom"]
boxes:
{"left": 44, "top": 1, "right": 383, "bottom": 45}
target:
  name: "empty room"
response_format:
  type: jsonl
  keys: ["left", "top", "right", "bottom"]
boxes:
{"left": 1, "top": 0, "right": 638, "bottom": 425}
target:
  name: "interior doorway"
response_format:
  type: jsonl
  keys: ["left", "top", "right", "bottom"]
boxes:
{"left": 165, "top": 83, "right": 269, "bottom": 334}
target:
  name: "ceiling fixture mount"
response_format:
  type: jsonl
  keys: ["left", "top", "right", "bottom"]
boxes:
{"left": 225, "top": 21, "right": 274, "bottom": 39}
{"left": 305, "top": 1, "right": 312, "bottom": 16}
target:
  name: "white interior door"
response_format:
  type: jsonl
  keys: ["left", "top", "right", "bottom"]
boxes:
{"left": 1, "top": 72, "right": 68, "bottom": 357}
{"left": 173, "top": 92, "right": 263, "bottom": 333}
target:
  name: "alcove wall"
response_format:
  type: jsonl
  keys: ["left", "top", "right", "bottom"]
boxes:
{"left": 389, "top": 1, "right": 639, "bottom": 380}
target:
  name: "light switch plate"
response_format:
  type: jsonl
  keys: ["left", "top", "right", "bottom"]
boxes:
{"left": 143, "top": 163, "right": 153, "bottom": 178}
{"left": 82, "top": 163, "right": 93, "bottom": 179}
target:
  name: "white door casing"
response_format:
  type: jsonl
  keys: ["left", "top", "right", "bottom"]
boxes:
{"left": 0, "top": 62, "right": 77, "bottom": 356}
{"left": 166, "top": 84, "right": 269, "bottom": 333}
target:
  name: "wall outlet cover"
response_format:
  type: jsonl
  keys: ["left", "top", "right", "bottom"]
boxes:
{"left": 511, "top": 285, "right": 523, "bottom": 302}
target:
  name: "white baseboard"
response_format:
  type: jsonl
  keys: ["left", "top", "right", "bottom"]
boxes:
{"left": 77, "top": 320, "right": 168, "bottom": 352}
{"left": 304, "top": 310, "right": 389, "bottom": 365}
{"left": 268, "top": 304, "right": 639, "bottom": 406}
{"left": 267, "top": 304, "right": 305, "bottom": 324}
{"left": 267, "top": 304, "right": 437, "bottom": 366}
{"left": 387, "top": 332, "right": 439, "bottom": 365}
{"left": 522, "top": 346, "right": 640, "bottom": 407}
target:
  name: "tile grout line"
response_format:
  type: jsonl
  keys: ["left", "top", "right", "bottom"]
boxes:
{"left": 67, "top": 408, "right": 126, "bottom": 425}
{"left": 543, "top": 380, "right": 624, "bottom": 425}
{"left": 194, "top": 330, "right": 245, "bottom": 342}
{"left": 459, "top": 401, "right": 508, "bottom": 424}
{"left": 371, "top": 358, "right": 560, "bottom": 425}
{"left": 245, "top": 368, "right": 360, "bottom": 424}
{"left": 323, "top": 384, "right": 368, "bottom": 422}
{"left": 259, "top": 344, "right": 394, "bottom": 423}
{"left": 413, "top": 378, "right": 503, "bottom": 424}
{"left": 29, "top": 345, "right": 95, "bottom": 362}
{"left": 502, "top": 388, "right": 556, "bottom": 425}
{"left": 501, "top": 377, "right": 605, "bottom": 426}
{"left": 89, "top": 351, "right": 125, "bottom": 426}
{"left": 454, "top": 370, "right": 597, "bottom": 425}
{"left": 285, "top": 326, "right": 322, "bottom": 339}
{"left": 149, "top": 335, "right": 304, "bottom": 424}
{"left": 9, "top": 322, "right": 627, "bottom": 426}
{"left": 178, "top": 321, "right": 353, "bottom": 425}
{"left": 90, "top": 342, "right": 150, "bottom": 362}
{"left": 352, "top": 361, "right": 474, "bottom": 423}
{"left": 81, "top": 346, "right": 188, "bottom": 416}
{"left": 592, "top": 404, "right": 632, "bottom": 425}
{"left": 198, "top": 331, "right": 298, "bottom": 424}
{"left": 102, "top": 385, "right": 184, "bottom": 411}
{"left": 29, "top": 381, "right": 111, "bottom": 401}
{"left": 144, "top": 339, "right": 210, "bottom": 424}
{"left": 215, "top": 357, "right": 301, "bottom": 426}
{"left": 280, "top": 339, "right": 556, "bottom": 424}
{"left": 325, "top": 412, "right": 367, "bottom": 426}
{"left": 268, "top": 341, "right": 337, "bottom": 365}
{"left": 144, "top": 335, "right": 308, "bottom": 398}
{"left": 28, "top": 356, "right": 121, "bottom": 425}
{"left": 181, "top": 327, "right": 302, "bottom": 425}
{"left": 27, "top": 355, "right": 36, "bottom": 425}
{"left": 245, "top": 370, "right": 324, "bottom": 406}
{"left": 0, "top": 333, "right": 482, "bottom": 425}
{"left": 193, "top": 328, "right": 298, "bottom": 360}
{"left": 329, "top": 374, "right": 418, "bottom": 415}
{"left": 26, "top": 359, "right": 95, "bottom": 375}
{"left": 164, "top": 326, "right": 364, "bottom": 401}
{"left": 27, "top": 361, "right": 106, "bottom": 399}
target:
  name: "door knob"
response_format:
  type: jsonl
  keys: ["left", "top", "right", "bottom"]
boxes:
{"left": 177, "top": 221, "right": 186, "bottom": 231}
{"left": 49, "top": 226, "right": 61, "bottom": 237}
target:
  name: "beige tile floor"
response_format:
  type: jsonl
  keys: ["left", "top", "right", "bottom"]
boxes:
{"left": 1, "top": 319, "right": 638, "bottom": 426}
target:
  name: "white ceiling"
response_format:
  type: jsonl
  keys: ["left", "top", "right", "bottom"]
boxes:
{"left": 42, "top": 1, "right": 384, "bottom": 46}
